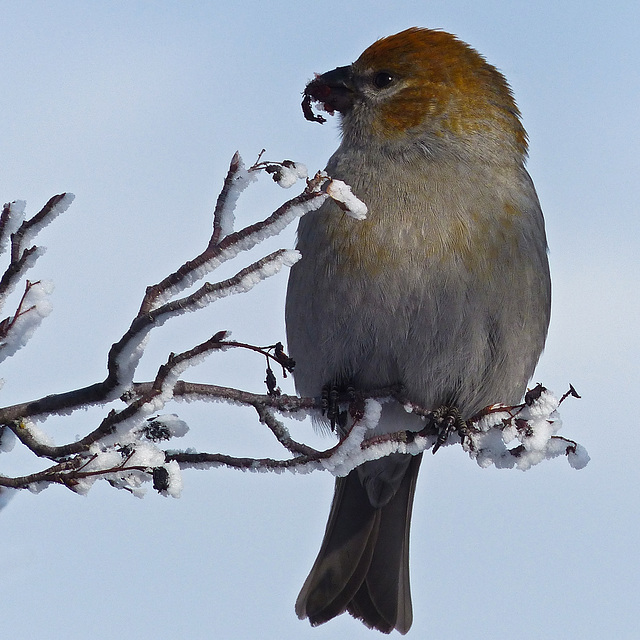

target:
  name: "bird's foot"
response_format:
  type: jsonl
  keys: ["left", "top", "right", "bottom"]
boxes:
{"left": 432, "top": 406, "right": 465, "bottom": 454}
{"left": 321, "top": 382, "right": 355, "bottom": 434}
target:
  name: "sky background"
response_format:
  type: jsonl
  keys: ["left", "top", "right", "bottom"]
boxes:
{"left": 1, "top": 1, "right": 639, "bottom": 638}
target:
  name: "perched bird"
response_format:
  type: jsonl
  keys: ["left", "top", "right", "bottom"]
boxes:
{"left": 285, "top": 27, "right": 550, "bottom": 634}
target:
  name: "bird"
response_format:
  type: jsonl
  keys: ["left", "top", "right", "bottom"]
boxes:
{"left": 285, "top": 27, "right": 551, "bottom": 634}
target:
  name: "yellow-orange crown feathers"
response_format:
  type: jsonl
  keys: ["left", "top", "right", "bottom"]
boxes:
{"left": 353, "top": 28, "right": 528, "bottom": 154}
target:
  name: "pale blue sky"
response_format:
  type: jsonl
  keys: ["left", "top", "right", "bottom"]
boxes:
{"left": 1, "top": 2, "right": 639, "bottom": 639}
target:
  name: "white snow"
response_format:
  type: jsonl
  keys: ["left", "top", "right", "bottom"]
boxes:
{"left": 161, "top": 460, "right": 183, "bottom": 498}
{"left": 22, "top": 193, "right": 75, "bottom": 248}
{"left": 0, "top": 487, "right": 16, "bottom": 511}
{"left": 0, "top": 280, "right": 54, "bottom": 364}
{"left": 323, "top": 398, "right": 382, "bottom": 476}
{"left": 274, "top": 162, "right": 308, "bottom": 188}
{"left": 148, "top": 190, "right": 327, "bottom": 310}
{"left": 0, "top": 425, "right": 16, "bottom": 452}
{"left": 19, "top": 418, "right": 56, "bottom": 447}
{"left": 0, "top": 200, "right": 26, "bottom": 256}
{"left": 126, "top": 441, "right": 166, "bottom": 468}
{"left": 326, "top": 179, "right": 368, "bottom": 220}
{"left": 460, "top": 388, "right": 588, "bottom": 471}
{"left": 216, "top": 153, "right": 258, "bottom": 242}
{"left": 112, "top": 333, "right": 152, "bottom": 393}
{"left": 568, "top": 444, "right": 591, "bottom": 469}
{"left": 70, "top": 439, "right": 181, "bottom": 498}
{"left": 152, "top": 414, "right": 189, "bottom": 438}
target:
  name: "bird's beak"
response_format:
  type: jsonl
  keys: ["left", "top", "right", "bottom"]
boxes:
{"left": 302, "top": 65, "right": 355, "bottom": 123}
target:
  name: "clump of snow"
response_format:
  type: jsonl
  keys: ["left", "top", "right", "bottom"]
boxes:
{"left": 473, "top": 409, "right": 512, "bottom": 432}
{"left": 26, "top": 482, "right": 48, "bottom": 494}
{"left": 71, "top": 440, "right": 181, "bottom": 499}
{"left": 125, "top": 441, "right": 166, "bottom": 468}
{"left": 568, "top": 444, "right": 590, "bottom": 469}
{"left": 0, "top": 486, "right": 16, "bottom": 511}
{"left": 462, "top": 388, "right": 588, "bottom": 471}
{"left": 19, "top": 418, "right": 56, "bottom": 447}
{"left": 273, "top": 162, "right": 308, "bottom": 188}
{"left": 322, "top": 399, "right": 382, "bottom": 477}
{"left": 500, "top": 422, "right": 519, "bottom": 445}
{"left": 160, "top": 460, "right": 183, "bottom": 498}
{"left": 231, "top": 250, "right": 301, "bottom": 295}
{"left": 0, "top": 200, "right": 27, "bottom": 256}
{"left": 0, "top": 425, "right": 16, "bottom": 452}
{"left": 111, "top": 332, "right": 151, "bottom": 393}
{"left": 149, "top": 414, "right": 189, "bottom": 439}
{"left": 326, "top": 179, "right": 368, "bottom": 220}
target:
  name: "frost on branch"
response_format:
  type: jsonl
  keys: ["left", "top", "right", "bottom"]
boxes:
{"left": 0, "top": 279, "right": 54, "bottom": 364}
{"left": 0, "top": 153, "right": 587, "bottom": 510}
{"left": 325, "top": 179, "right": 368, "bottom": 220}
{"left": 458, "top": 384, "right": 589, "bottom": 470}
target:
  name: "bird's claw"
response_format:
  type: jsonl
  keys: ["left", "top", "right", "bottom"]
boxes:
{"left": 432, "top": 406, "right": 465, "bottom": 454}
{"left": 321, "top": 382, "right": 355, "bottom": 433}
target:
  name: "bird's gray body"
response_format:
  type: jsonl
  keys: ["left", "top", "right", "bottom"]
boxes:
{"left": 285, "top": 27, "right": 551, "bottom": 634}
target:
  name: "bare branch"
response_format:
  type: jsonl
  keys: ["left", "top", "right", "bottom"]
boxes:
{"left": 252, "top": 403, "right": 318, "bottom": 457}
{"left": 13, "top": 193, "right": 71, "bottom": 245}
{"left": 0, "top": 279, "right": 39, "bottom": 340}
{"left": 0, "top": 165, "right": 325, "bottom": 424}
{"left": 139, "top": 171, "right": 327, "bottom": 315}
{"left": 0, "top": 244, "right": 39, "bottom": 300}
{"left": 0, "top": 154, "right": 587, "bottom": 502}
{"left": 0, "top": 202, "right": 14, "bottom": 250}
{"left": 210, "top": 150, "right": 244, "bottom": 246}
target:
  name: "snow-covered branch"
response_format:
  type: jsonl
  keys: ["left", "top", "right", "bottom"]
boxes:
{"left": 0, "top": 153, "right": 586, "bottom": 508}
{"left": 158, "top": 382, "right": 588, "bottom": 476}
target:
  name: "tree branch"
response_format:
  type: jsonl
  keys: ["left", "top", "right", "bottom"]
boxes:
{"left": 0, "top": 154, "right": 587, "bottom": 503}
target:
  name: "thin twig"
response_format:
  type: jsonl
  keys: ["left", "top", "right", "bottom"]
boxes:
{"left": 210, "top": 151, "right": 242, "bottom": 247}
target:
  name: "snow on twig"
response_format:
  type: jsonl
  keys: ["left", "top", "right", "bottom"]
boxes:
{"left": 210, "top": 151, "right": 258, "bottom": 245}
{"left": 0, "top": 200, "right": 26, "bottom": 258}
{"left": 0, "top": 279, "right": 54, "bottom": 363}
{"left": 0, "top": 155, "right": 327, "bottom": 425}
{"left": 0, "top": 195, "right": 72, "bottom": 310}
{"left": 325, "top": 179, "right": 368, "bottom": 220}
{"left": 0, "top": 153, "right": 587, "bottom": 505}
{"left": 16, "top": 193, "right": 75, "bottom": 250}
{"left": 139, "top": 158, "right": 327, "bottom": 314}
{"left": 0, "top": 153, "right": 336, "bottom": 498}
{"left": 164, "top": 383, "right": 586, "bottom": 477}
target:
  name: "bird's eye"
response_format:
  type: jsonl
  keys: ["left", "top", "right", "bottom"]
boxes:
{"left": 372, "top": 71, "right": 394, "bottom": 89}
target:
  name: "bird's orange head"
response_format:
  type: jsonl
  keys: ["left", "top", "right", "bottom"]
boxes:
{"left": 303, "top": 27, "right": 528, "bottom": 160}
